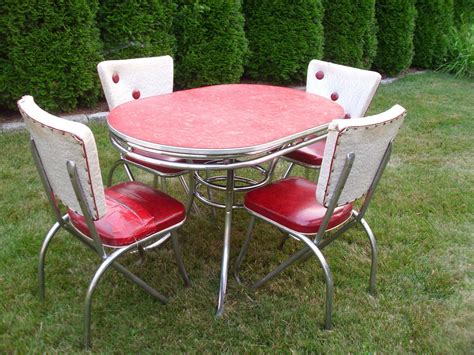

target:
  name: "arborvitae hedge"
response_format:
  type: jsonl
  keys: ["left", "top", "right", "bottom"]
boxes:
{"left": 322, "top": 0, "right": 377, "bottom": 69}
{"left": 374, "top": 0, "right": 416, "bottom": 76}
{"left": 97, "top": 0, "right": 176, "bottom": 60}
{"left": 453, "top": 0, "right": 474, "bottom": 26}
{"left": 413, "top": 0, "right": 454, "bottom": 69}
{"left": 243, "top": 0, "right": 324, "bottom": 84}
{"left": 173, "top": 0, "right": 248, "bottom": 88}
{"left": 0, "top": 0, "right": 103, "bottom": 111}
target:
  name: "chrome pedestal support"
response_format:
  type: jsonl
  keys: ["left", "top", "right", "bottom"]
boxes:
{"left": 216, "top": 165, "right": 235, "bottom": 316}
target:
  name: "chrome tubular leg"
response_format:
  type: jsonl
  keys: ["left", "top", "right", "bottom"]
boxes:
{"left": 179, "top": 174, "right": 200, "bottom": 215}
{"left": 278, "top": 233, "right": 291, "bottom": 251}
{"left": 107, "top": 159, "right": 126, "bottom": 187}
{"left": 234, "top": 215, "right": 256, "bottom": 284}
{"left": 283, "top": 162, "right": 295, "bottom": 178}
{"left": 123, "top": 162, "right": 135, "bottom": 182}
{"left": 205, "top": 170, "right": 218, "bottom": 220}
{"left": 216, "top": 167, "right": 235, "bottom": 317}
{"left": 185, "top": 171, "right": 200, "bottom": 217}
{"left": 252, "top": 247, "right": 308, "bottom": 289}
{"left": 38, "top": 221, "right": 62, "bottom": 300}
{"left": 160, "top": 176, "right": 167, "bottom": 193}
{"left": 84, "top": 247, "right": 168, "bottom": 349}
{"left": 360, "top": 217, "right": 377, "bottom": 295}
{"left": 297, "top": 235, "right": 334, "bottom": 330}
{"left": 84, "top": 249, "right": 127, "bottom": 349}
{"left": 171, "top": 231, "right": 191, "bottom": 287}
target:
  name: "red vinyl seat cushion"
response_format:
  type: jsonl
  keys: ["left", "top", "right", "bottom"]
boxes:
{"left": 126, "top": 148, "right": 186, "bottom": 174}
{"left": 284, "top": 139, "right": 327, "bottom": 167}
{"left": 68, "top": 182, "right": 186, "bottom": 247}
{"left": 244, "top": 177, "right": 352, "bottom": 234}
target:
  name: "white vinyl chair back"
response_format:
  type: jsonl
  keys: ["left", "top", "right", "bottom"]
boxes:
{"left": 306, "top": 59, "right": 382, "bottom": 118}
{"left": 316, "top": 104, "right": 406, "bottom": 207}
{"left": 97, "top": 55, "right": 174, "bottom": 110}
{"left": 18, "top": 96, "right": 107, "bottom": 219}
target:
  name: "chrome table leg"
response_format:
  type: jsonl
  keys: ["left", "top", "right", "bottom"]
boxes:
{"left": 216, "top": 166, "right": 235, "bottom": 316}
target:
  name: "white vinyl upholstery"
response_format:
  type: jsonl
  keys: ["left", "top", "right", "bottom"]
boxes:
{"left": 97, "top": 55, "right": 174, "bottom": 110}
{"left": 18, "top": 96, "right": 107, "bottom": 219}
{"left": 316, "top": 104, "right": 406, "bottom": 207}
{"left": 306, "top": 59, "right": 382, "bottom": 118}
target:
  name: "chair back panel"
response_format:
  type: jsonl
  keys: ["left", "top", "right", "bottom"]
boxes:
{"left": 316, "top": 105, "right": 406, "bottom": 207}
{"left": 18, "top": 96, "right": 106, "bottom": 219}
{"left": 97, "top": 55, "right": 174, "bottom": 110}
{"left": 306, "top": 59, "right": 381, "bottom": 118}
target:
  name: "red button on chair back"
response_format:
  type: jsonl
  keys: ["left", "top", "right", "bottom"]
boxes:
{"left": 306, "top": 59, "right": 381, "bottom": 119}
{"left": 282, "top": 60, "right": 382, "bottom": 176}
{"left": 97, "top": 55, "right": 173, "bottom": 110}
{"left": 97, "top": 55, "right": 194, "bottom": 212}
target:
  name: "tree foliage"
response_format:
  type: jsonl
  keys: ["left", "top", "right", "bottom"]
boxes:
{"left": 0, "top": 0, "right": 103, "bottom": 111}
{"left": 322, "top": 0, "right": 378, "bottom": 69}
{"left": 374, "top": 0, "right": 417, "bottom": 76}
{"left": 97, "top": 0, "right": 176, "bottom": 60}
{"left": 243, "top": 0, "right": 324, "bottom": 84}
{"left": 173, "top": 0, "right": 248, "bottom": 88}
{"left": 413, "top": 0, "right": 454, "bottom": 68}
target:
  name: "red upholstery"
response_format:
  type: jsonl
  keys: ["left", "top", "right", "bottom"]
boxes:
{"left": 126, "top": 147, "right": 186, "bottom": 174}
{"left": 284, "top": 139, "right": 326, "bottom": 167}
{"left": 68, "top": 182, "right": 185, "bottom": 247}
{"left": 244, "top": 177, "right": 352, "bottom": 234}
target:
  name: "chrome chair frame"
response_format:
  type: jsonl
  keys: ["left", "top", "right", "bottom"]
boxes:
{"left": 234, "top": 141, "right": 394, "bottom": 330}
{"left": 30, "top": 139, "right": 190, "bottom": 348}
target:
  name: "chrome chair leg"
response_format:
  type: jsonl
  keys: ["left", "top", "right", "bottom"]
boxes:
{"left": 249, "top": 232, "right": 333, "bottom": 330}
{"left": 84, "top": 246, "right": 168, "bottom": 348}
{"left": 38, "top": 220, "right": 63, "bottom": 300}
{"left": 283, "top": 162, "right": 295, "bottom": 178}
{"left": 205, "top": 170, "right": 218, "bottom": 220}
{"left": 179, "top": 174, "right": 200, "bottom": 215}
{"left": 359, "top": 217, "right": 377, "bottom": 295}
{"left": 278, "top": 233, "right": 290, "bottom": 251}
{"left": 159, "top": 176, "right": 167, "bottom": 192}
{"left": 296, "top": 234, "right": 334, "bottom": 330}
{"left": 185, "top": 171, "right": 201, "bottom": 217}
{"left": 171, "top": 231, "right": 191, "bottom": 287}
{"left": 234, "top": 215, "right": 256, "bottom": 284}
{"left": 107, "top": 159, "right": 135, "bottom": 187}
{"left": 252, "top": 246, "right": 308, "bottom": 289}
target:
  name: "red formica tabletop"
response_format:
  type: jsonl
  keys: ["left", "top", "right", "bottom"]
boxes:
{"left": 108, "top": 84, "right": 344, "bottom": 156}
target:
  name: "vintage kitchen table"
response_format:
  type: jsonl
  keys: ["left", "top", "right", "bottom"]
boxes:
{"left": 107, "top": 84, "right": 345, "bottom": 316}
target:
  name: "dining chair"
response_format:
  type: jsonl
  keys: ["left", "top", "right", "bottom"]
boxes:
{"left": 97, "top": 56, "right": 196, "bottom": 200}
{"left": 282, "top": 59, "right": 382, "bottom": 178}
{"left": 18, "top": 95, "right": 190, "bottom": 348}
{"left": 235, "top": 104, "right": 406, "bottom": 330}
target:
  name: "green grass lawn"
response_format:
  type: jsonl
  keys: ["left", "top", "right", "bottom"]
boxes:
{"left": 1, "top": 72, "right": 473, "bottom": 352}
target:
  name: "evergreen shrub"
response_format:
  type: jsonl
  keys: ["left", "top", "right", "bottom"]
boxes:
{"left": 173, "top": 0, "right": 248, "bottom": 88}
{"left": 0, "top": 0, "right": 103, "bottom": 111}
{"left": 453, "top": 0, "right": 474, "bottom": 26}
{"left": 413, "top": 0, "right": 454, "bottom": 69}
{"left": 322, "top": 0, "right": 377, "bottom": 69}
{"left": 243, "top": 0, "right": 324, "bottom": 84}
{"left": 97, "top": 0, "right": 176, "bottom": 60}
{"left": 374, "top": 0, "right": 417, "bottom": 76}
